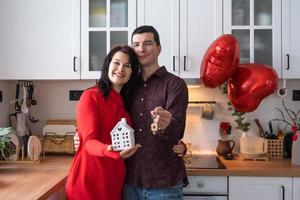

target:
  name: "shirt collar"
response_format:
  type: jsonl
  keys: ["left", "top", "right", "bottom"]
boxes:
{"left": 139, "top": 66, "right": 167, "bottom": 82}
{"left": 153, "top": 66, "right": 167, "bottom": 78}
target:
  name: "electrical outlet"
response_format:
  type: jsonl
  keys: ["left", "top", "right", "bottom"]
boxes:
{"left": 0, "top": 90, "right": 2, "bottom": 102}
{"left": 69, "top": 90, "right": 83, "bottom": 101}
{"left": 293, "top": 90, "right": 300, "bottom": 101}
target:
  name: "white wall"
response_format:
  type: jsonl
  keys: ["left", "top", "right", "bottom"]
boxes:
{"left": 5, "top": 80, "right": 95, "bottom": 135}
{"left": 183, "top": 80, "right": 300, "bottom": 154}
{"left": 1, "top": 79, "right": 299, "bottom": 153}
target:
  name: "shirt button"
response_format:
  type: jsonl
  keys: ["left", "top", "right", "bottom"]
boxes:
{"left": 141, "top": 98, "right": 144, "bottom": 101}
{"left": 144, "top": 84, "right": 147, "bottom": 87}
{"left": 139, "top": 129, "right": 142, "bottom": 132}
{"left": 140, "top": 113, "right": 143, "bottom": 116}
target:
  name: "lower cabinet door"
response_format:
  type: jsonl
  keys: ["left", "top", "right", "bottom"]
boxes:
{"left": 229, "top": 176, "right": 292, "bottom": 200}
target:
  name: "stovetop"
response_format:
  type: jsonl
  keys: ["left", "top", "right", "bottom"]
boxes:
{"left": 184, "top": 154, "right": 226, "bottom": 169}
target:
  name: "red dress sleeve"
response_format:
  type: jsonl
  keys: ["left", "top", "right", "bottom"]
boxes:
{"left": 77, "top": 89, "right": 121, "bottom": 160}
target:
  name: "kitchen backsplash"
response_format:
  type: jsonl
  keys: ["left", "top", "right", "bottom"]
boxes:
{"left": 0, "top": 79, "right": 299, "bottom": 153}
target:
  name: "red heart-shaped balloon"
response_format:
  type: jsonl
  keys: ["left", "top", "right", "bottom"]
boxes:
{"left": 201, "top": 34, "right": 240, "bottom": 88}
{"left": 228, "top": 63, "right": 279, "bottom": 112}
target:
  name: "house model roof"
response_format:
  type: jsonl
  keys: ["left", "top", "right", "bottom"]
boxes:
{"left": 110, "top": 118, "right": 134, "bottom": 135}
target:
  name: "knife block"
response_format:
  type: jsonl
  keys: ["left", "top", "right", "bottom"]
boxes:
{"left": 266, "top": 139, "right": 283, "bottom": 159}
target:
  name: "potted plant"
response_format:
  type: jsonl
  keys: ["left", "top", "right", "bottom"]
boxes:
{"left": 0, "top": 127, "right": 16, "bottom": 160}
{"left": 220, "top": 83, "right": 265, "bottom": 158}
{"left": 220, "top": 83, "right": 251, "bottom": 133}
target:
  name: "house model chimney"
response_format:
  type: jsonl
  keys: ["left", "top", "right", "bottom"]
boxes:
{"left": 121, "top": 118, "right": 127, "bottom": 124}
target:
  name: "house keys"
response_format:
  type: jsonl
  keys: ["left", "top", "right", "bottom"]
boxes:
{"left": 151, "top": 112, "right": 158, "bottom": 135}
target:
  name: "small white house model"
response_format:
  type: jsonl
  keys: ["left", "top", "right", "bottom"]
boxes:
{"left": 110, "top": 118, "right": 135, "bottom": 151}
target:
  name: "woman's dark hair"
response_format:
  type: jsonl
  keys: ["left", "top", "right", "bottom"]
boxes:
{"left": 98, "top": 45, "right": 140, "bottom": 111}
{"left": 131, "top": 25, "right": 161, "bottom": 46}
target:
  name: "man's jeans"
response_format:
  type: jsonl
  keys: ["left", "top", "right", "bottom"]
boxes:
{"left": 123, "top": 182, "right": 183, "bottom": 200}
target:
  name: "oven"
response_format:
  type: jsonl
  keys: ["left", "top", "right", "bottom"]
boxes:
{"left": 183, "top": 176, "right": 228, "bottom": 200}
{"left": 183, "top": 155, "right": 228, "bottom": 200}
{"left": 183, "top": 196, "right": 227, "bottom": 200}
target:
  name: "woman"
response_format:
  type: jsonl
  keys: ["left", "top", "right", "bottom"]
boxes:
{"left": 66, "top": 45, "right": 141, "bottom": 200}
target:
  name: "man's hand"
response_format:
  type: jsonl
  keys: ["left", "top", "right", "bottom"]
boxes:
{"left": 173, "top": 141, "right": 186, "bottom": 157}
{"left": 107, "top": 144, "right": 141, "bottom": 160}
{"left": 151, "top": 106, "right": 172, "bottom": 131}
{"left": 73, "top": 132, "right": 80, "bottom": 151}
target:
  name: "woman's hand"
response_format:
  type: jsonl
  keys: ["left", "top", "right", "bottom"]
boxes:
{"left": 173, "top": 141, "right": 186, "bottom": 157}
{"left": 73, "top": 132, "right": 80, "bottom": 151}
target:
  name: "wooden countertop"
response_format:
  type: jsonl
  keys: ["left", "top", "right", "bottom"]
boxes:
{"left": 0, "top": 156, "right": 73, "bottom": 200}
{"left": 2, "top": 155, "right": 300, "bottom": 200}
{"left": 187, "top": 156, "right": 300, "bottom": 177}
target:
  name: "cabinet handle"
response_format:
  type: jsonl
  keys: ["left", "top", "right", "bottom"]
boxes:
{"left": 281, "top": 185, "right": 285, "bottom": 200}
{"left": 184, "top": 56, "right": 187, "bottom": 71}
{"left": 286, "top": 54, "right": 290, "bottom": 70}
{"left": 73, "top": 56, "right": 77, "bottom": 72}
{"left": 173, "top": 56, "right": 176, "bottom": 71}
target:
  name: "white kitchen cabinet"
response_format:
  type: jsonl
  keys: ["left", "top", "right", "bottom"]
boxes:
{"left": 0, "top": 0, "right": 81, "bottom": 80}
{"left": 229, "top": 176, "right": 292, "bottom": 200}
{"left": 137, "top": 0, "right": 222, "bottom": 79}
{"left": 282, "top": 0, "right": 300, "bottom": 78}
{"left": 223, "top": 0, "right": 281, "bottom": 76}
{"left": 293, "top": 178, "right": 300, "bottom": 200}
{"left": 81, "top": 0, "right": 136, "bottom": 79}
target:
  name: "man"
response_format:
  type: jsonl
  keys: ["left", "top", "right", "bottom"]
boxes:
{"left": 74, "top": 25, "right": 188, "bottom": 199}
{"left": 123, "top": 25, "right": 188, "bottom": 199}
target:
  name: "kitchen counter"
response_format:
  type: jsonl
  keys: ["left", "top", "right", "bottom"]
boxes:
{"left": 2, "top": 155, "right": 300, "bottom": 200}
{"left": 187, "top": 156, "right": 300, "bottom": 177}
{"left": 0, "top": 156, "right": 73, "bottom": 200}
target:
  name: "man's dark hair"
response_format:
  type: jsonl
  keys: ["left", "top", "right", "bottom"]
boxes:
{"left": 98, "top": 45, "right": 140, "bottom": 111}
{"left": 131, "top": 25, "right": 161, "bottom": 46}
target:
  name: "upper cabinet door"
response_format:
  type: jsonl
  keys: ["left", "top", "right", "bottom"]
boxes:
{"left": 223, "top": 0, "right": 281, "bottom": 76}
{"left": 137, "top": 0, "right": 222, "bottom": 79}
{"left": 282, "top": 0, "right": 300, "bottom": 78}
{"left": 137, "top": 0, "right": 179, "bottom": 76}
{"left": 81, "top": 0, "right": 136, "bottom": 80}
{"left": 0, "top": 0, "right": 81, "bottom": 80}
{"left": 180, "top": 0, "right": 223, "bottom": 79}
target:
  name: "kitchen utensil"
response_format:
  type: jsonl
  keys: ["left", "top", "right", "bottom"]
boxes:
{"left": 27, "top": 135, "right": 41, "bottom": 162}
{"left": 31, "top": 99, "right": 37, "bottom": 106}
{"left": 254, "top": 118, "right": 267, "bottom": 138}
{"left": 26, "top": 83, "right": 33, "bottom": 107}
{"left": 16, "top": 112, "right": 29, "bottom": 137}
{"left": 29, "top": 110, "right": 39, "bottom": 123}
{"left": 20, "top": 87, "right": 29, "bottom": 114}
{"left": 278, "top": 78, "right": 287, "bottom": 97}
{"left": 268, "top": 121, "right": 274, "bottom": 134}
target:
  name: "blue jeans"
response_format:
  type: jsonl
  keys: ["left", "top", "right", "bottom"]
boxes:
{"left": 123, "top": 182, "right": 183, "bottom": 200}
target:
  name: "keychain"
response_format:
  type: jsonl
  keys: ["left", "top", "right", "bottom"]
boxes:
{"left": 151, "top": 112, "right": 158, "bottom": 135}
